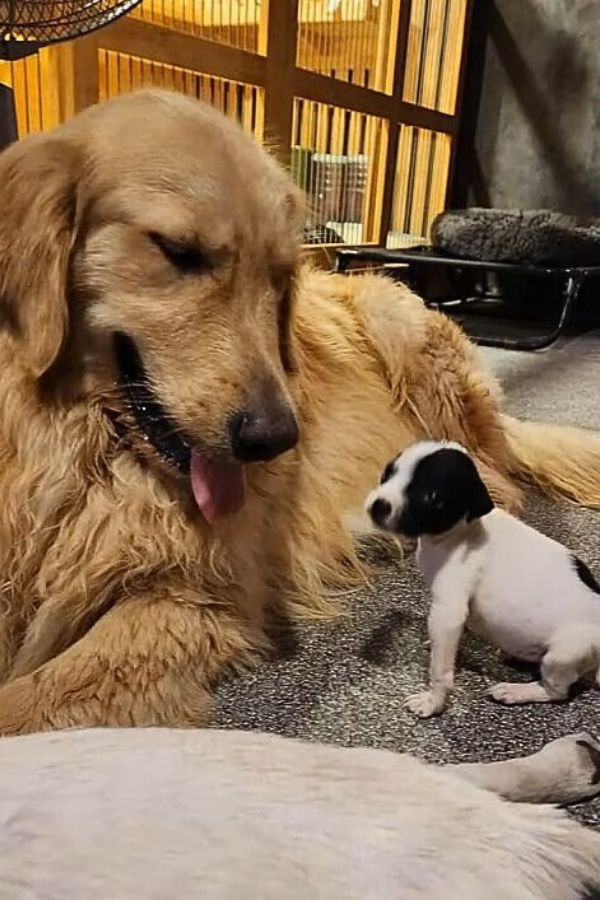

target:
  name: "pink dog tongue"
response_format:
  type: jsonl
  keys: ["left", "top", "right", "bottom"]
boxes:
{"left": 190, "top": 449, "right": 246, "bottom": 523}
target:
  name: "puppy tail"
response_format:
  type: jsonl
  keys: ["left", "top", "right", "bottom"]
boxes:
{"left": 502, "top": 415, "right": 600, "bottom": 509}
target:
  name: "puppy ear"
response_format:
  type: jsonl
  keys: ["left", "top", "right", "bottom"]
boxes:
{"left": 466, "top": 463, "right": 494, "bottom": 521}
{"left": 0, "top": 133, "right": 81, "bottom": 377}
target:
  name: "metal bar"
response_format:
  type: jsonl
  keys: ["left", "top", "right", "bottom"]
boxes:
{"left": 472, "top": 274, "right": 583, "bottom": 351}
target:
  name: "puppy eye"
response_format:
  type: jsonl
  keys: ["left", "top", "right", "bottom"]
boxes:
{"left": 148, "top": 232, "right": 209, "bottom": 274}
{"left": 380, "top": 461, "right": 395, "bottom": 484}
{"left": 424, "top": 490, "right": 443, "bottom": 508}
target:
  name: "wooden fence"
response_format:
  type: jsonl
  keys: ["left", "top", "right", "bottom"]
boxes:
{"left": 0, "top": 0, "right": 472, "bottom": 251}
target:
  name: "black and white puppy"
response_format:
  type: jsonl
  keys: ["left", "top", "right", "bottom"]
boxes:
{"left": 366, "top": 440, "right": 600, "bottom": 718}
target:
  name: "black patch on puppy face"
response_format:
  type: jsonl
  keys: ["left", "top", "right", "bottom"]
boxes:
{"left": 397, "top": 449, "right": 494, "bottom": 537}
{"left": 380, "top": 458, "right": 397, "bottom": 485}
{"left": 572, "top": 555, "right": 600, "bottom": 594}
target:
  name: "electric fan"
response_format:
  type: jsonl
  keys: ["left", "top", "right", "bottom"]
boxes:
{"left": 0, "top": 1, "right": 143, "bottom": 60}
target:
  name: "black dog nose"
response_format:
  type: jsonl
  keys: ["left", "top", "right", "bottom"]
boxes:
{"left": 230, "top": 409, "right": 299, "bottom": 463}
{"left": 369, "top": 497, "right": 392, "bottom": 527}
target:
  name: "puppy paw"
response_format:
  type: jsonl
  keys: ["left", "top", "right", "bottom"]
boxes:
{"left": 535, "top": 733, "right": 600, "bottom": 804}
{"left": 404, "top": 690, "right": 445, "bottom": 718}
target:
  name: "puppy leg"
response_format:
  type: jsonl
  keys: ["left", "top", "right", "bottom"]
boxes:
{"left": 0, "top": 590, "right": 265, "bottom": 735}
{"left": 405, "top": 594, "right": 469, "bottom": 718}
{"left": 489, "top": 624, "right": 595, "bottom": 705}
{"left": 449, "top": 732, "right": 600, "bottom": 805}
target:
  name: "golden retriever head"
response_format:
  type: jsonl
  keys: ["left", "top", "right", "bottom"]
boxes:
{"left": 0, "top": 90, "right": 304, "bottom": 520}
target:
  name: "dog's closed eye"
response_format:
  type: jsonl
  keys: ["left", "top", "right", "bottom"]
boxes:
{"left": 148, "top": 232, "right": 210, "bottom": 275}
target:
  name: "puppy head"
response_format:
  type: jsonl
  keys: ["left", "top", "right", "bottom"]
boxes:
{"left": 0, "top": 89, "right": 303, "bottom": 462}
{"left": 366, "top": 441, "right": 494, "bottom": 538}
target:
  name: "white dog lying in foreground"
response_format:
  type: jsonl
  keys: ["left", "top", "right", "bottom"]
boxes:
{"left": 0, "top": 727, "right": 600, "bottom": 900}
{"left": 367, "top": 440, "right": 600, "bottom": 718}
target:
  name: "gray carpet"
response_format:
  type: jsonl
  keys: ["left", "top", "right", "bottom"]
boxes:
{"left": 215, "top": 331, "right": 600, "bottom": 827}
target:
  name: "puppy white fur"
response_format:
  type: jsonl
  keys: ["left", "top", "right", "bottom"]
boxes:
{"left": 367, "top": 440, "right": 600, "bottom": 718}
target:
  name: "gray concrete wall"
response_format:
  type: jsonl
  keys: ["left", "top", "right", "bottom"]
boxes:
{"left": 453, "top": 0, "right": 600, "bottom": 215}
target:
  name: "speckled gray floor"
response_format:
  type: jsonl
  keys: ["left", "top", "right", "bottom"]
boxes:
{"left": 215, "top": 331, "right": 600, "bottom": 826}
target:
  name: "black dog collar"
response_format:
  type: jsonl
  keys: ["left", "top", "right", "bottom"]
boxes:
{"left": 113, "top": 332, "right": 191, "bottom": 473}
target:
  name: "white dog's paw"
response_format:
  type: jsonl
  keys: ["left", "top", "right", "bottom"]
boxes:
{"left": 488, "top": 682, "right": 523, "bottom": 704}
{"left": 488, "top": 681, "right": 549, "bottom": 705}
{"left": 404, "top": 690, "right": 445, "bottom": 718}
{"left": 534, "top": 733, "right": 600, "bottom": 804}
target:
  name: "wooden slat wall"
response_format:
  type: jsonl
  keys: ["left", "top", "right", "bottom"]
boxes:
{"left": 403, "top": 0, "right": 467, "bottom": 114}
{"left": 0, "top": 47, "right": 63, "bottom": 134}
{"left": 0, "top": 0, "right": 472, "bottom": 248}
{"left": 387, "top": 124, "right": 451, "bottom": 247}
{"left": 131, "top": 0, "right": 263, "bottom": 53}
{"left": 97, "top": 48, "right": 264, "bottom": 138}
{"left": 297, "top": 0, "right": 397, "bottom": 94}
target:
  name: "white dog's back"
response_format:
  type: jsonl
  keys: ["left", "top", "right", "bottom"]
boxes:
{"left": 0, "top": 728, "right": 598, "bottom": 900}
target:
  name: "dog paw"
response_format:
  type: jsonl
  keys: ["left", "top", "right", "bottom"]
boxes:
{"left": 488, "top": 681, "right": 548, "bottom": 705}
{"left": 489, "top": 682, "right": 522, "bottom": 704}
{"left": 534, "top": 733, "right": 600, "bottom": 804}
{"left": 404, "top": 690, "right": 445, "bottom": 718}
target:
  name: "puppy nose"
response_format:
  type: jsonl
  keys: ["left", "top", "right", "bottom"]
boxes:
{"left": 230, "top": 408, "right": 299, "bottom": 463}
{"left": 368, "top": 497, "right": 392, "bottom": 527}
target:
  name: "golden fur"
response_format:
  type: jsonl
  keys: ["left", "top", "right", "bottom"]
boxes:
{"left": 0, "top": 89, "right": 599, "bottom": 734}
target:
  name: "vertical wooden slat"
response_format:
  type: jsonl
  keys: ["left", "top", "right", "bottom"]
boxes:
{"left": 428, "top": 131, "right": 450, "bottom": 233}
{"left": 373, "top": 0, "right": 400, "bottom": 94}
{"left": 72, "top": 34, "right": 100, "bottom": 113}
{"left": 24, "top": 55, "right": 41, "bottom": 133}
{"left": 377, "top": 0, "right": 412, "bottom": 246}
{"left": 119, "top": 51, "right": 132, "bottom": 93}
{"left": 107, "top": 50, "right": 120, "bottom": 97}
{"left": 409, "top": 127, "right": 430, "bottom": 235}
{"left": 403, "top": 0, "right": 425, "bottom": 104}
{"left": 56, "top": 43, "right": 76, "bottom": 122}
{"left": 39, "top": 48, "right": 61, "bottom": 130}
{"left": 390, "top": 124, "right": 411, "bottom": 242}
{"left": 257, "top": 0, "right": 269, "bottom": 54}
{"left": 421, "top": 0, "right": 445, "bottom": 109}
{"left": 364, "top": 117, "right": 387, "bottom": 243}
{"left": 263, "top": 0, "right": 298, "bottom": 164}
{"left": 444, "top": 0, "right": 473, "bottom": 204}
{"left": 10, "top": 61, "right": 28, "bottom": 135}
{"left": 439, "top": 0, "right": 468, "bottom": 114}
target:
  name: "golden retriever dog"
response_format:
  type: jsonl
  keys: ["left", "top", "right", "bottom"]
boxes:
{"left": 0, "top": 88, "right": 600, "bottom": 734}
{"left": 1, "top": 727, "right": 600, "bottom": 900}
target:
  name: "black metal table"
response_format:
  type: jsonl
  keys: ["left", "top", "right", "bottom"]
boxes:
{"left": 334, "top": 245, "right": 600, "bottom": 351}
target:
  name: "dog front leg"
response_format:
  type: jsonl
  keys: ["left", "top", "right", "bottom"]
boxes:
{"left": 448, "top": 733, "right": 600, "bottom": 805}
{"left": 0, "top": 589, "right": 267, "bottom": 735}
{"left": 405, "top": 593, "right": 469, "bottom": 718}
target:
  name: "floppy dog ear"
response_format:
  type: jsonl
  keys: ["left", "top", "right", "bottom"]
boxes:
{"left": 0, "top": 134, "right": 81, "bottom": 377}
{"left": 466, "top": 462, "right": 494, "bottom": 521}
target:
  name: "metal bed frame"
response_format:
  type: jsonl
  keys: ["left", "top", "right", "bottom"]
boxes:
{"left": 334, "top": 245, "right": 600, "bottom": 351}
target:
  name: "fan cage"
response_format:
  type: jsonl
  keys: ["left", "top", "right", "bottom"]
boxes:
{"left": 0, "top": 1, "right": 142, "bottom": 59}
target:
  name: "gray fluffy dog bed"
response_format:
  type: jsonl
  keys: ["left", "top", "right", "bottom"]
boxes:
{"left": 431, "top": 208, "right": 600, "bottom": 267}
